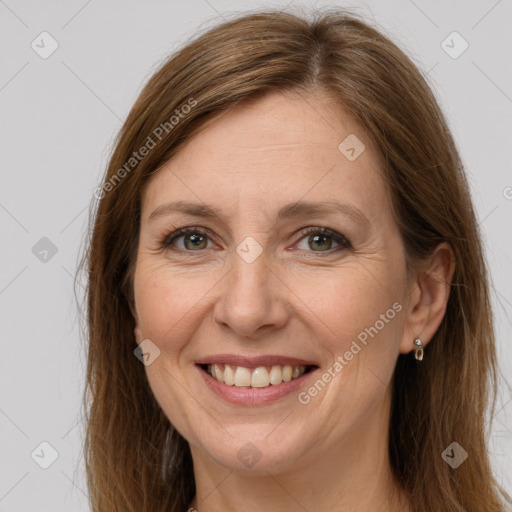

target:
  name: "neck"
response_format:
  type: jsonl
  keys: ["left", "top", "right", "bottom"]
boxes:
{"left": 187, "top": 390, "right": 411, "bottom": 512}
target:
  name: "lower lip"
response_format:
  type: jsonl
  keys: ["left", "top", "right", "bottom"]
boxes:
{"left": 196, "top": 365, "right": 318, "bottom": 406}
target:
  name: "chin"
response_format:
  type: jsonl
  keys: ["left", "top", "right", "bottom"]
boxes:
{"left": 194, "top": 429, "right": 311, "bottom": 475}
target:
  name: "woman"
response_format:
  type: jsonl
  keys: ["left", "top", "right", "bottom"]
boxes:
{"left": 80, "top": 7, "right": 512, "bottom": 512}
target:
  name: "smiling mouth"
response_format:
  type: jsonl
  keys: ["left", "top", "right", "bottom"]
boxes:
{"left": 198, "top": 363, "right": 317, "bottom": 388}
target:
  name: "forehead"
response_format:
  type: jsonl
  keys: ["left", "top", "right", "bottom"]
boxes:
{"left": 141, "top": 90, "right": 388, "bottom": 224}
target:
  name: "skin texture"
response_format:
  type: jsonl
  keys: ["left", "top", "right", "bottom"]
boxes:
{"left": 131, "top": 90, "right": 454, "bottom": 511}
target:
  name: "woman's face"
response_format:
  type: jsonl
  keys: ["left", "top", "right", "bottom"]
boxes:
{"left": 131, "top": 90, "right": 416, "bottom": 474}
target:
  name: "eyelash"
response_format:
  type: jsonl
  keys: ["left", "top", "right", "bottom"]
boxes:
{"left": 158, "top": 226, "right": 352, "bottom": 256}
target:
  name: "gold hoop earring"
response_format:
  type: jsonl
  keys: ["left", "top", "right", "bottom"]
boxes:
{"left": 414, "top": 338, "right": 424, "bottom": 361}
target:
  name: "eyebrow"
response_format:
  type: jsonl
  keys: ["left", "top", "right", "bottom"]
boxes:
{"left": 148, "top": 200, "right": 370, "bottom": 227}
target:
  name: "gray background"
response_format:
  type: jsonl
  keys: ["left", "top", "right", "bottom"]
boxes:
{"left": 0, "top": 0, "right": 511, "bottom": 510}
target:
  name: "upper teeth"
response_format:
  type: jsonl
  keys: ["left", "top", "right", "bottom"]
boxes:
{"left": 207, "top": 364, "right": 307, "bottom": 387}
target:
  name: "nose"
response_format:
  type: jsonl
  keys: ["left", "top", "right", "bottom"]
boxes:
{"left": 213, "top": 247, "right": 291, "bottom": 339}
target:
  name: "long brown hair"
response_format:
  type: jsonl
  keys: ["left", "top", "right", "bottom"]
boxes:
{"left": 78, "top": 6, "right": 512, "bottom": 511}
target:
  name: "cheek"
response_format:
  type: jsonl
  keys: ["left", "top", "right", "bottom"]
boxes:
{"left": 132, "top": 266, "right": 212, "bottom": 437}
{"left": 296, "top": 269, "right": 405, "bottom": 405}
{"left": 289, "top": 262, "right": 404, "bottom": 355}
{"left": 134, "top": 254, "right": 406, "bottom": 360}
{"left": 133, "top": 263, "right": 217, "bottom": 352}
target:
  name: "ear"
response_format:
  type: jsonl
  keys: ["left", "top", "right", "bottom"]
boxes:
{"left": 399, "top": 242, "right": 455, "bottom": 355}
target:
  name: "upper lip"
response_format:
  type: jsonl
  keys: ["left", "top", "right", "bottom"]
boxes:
{"left": 195, "top": 354, "right": 318, "bottom": 368}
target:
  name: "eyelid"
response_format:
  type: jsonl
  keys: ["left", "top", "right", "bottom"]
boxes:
{"left": 159, "top": 226, "right": 217, "bottom": 249}
{"left": 295, "top": 226, "right": 352, "bottom": 251}
{"left": 159, "top": 225, "right": 352, "bottom": 254}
